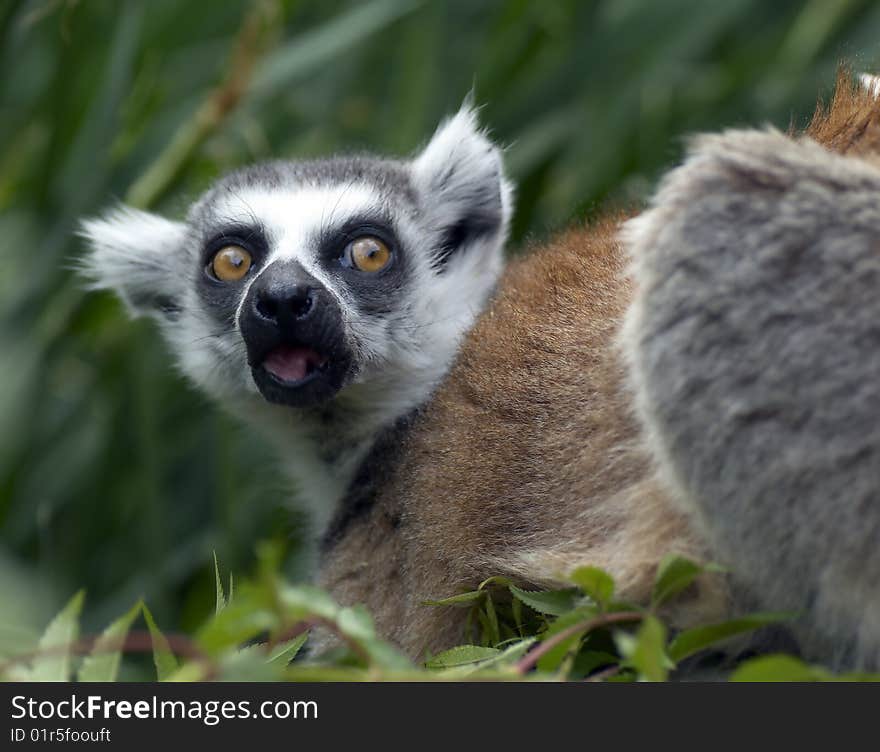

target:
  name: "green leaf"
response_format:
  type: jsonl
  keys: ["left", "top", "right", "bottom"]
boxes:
{"left": 422, "top": 590, "right": 484, "bottom": 607}
{"left": 333, "top": 604, "right": 411, "bottom": 671}
{"left": 337, "top": 605, "right": 376, "bottom": 642}
{"left": 443, "top": 639, "right": 537, "bottom": 677}
{"left": 357, "top": 637, "right": 414, "bottom": 672}
{"left": 575, "top": 650, "right": 621, "bottom": 677}
{"left": 616, "top": 615, "right": 671, "bottom": 682}
{"left": 509, "top": 585, "right": 581, "bottom": 616}
{"left": 476, "top": 608, "right": 493, "bottom": 647}
{"left": 142, "top": 604, "right": 179, "bottom": 681}
{"left": 511, "top": 597, "right": 524, "bottom": 635}
{"left": 164, "top": 663, "right": 210, "bottom": 682}
{"left": 463, "top": 608, "right": 474, "bottom": 642}
{"left": 475, "top": 639, "right": 536, "bottom": 670}
{"left": 78, "top": 600, "right": 143, "bottom": 682}
{"left": 484, "top": 593, "right": 501, "bottom": 645}
{"left": 213, "top": 551, "right": 226, "bottom": 615}
{"left": 668, "top": 612, "right": 794, "bottom": 663}
{"left": 534, "top": 605, "right": 600, "bottom": 674}
{"left": 478, "top": 576, "right": 514, "bottom": 591}
{"left": 425, "top": 645, "right": 501, "bottom": 669}
{"left": 22, "top": 591, "right": 84, "bottom": 682}
{"left": 267, "top": 633, "right": 308, "bottom": 666}
{"left": 569, "top": 566, "right": 615, "bottom": 607}
{"left": 218, "top": 647, "right": 282, "bottom": 682}
{"left": 197, "top": 600, "right": 276, "bottom": 655}
{"left": 651, "top": 554, "right": 704, "bottom": 608}
{"left": 730, "top": 654, "right": 830, "bottom": 682}
{"left": 536, "top": 631, "right": 583, "bottom": 675}
{"left": 278, "top": 584, "right": 340, "bottom": 621}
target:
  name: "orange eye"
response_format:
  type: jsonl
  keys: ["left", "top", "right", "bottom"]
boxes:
{"left": 211, "top": 245, "right": 252, "bottom": 281}
{"left": 349, "top": 237, "right": 391, "bottom": 273}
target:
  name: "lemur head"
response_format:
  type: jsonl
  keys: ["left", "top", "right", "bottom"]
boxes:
{"left": 81, "top": 107, "right": 512, "bottom": 423}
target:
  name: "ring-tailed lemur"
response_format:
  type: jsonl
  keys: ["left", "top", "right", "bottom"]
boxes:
{"left": 83, "top": 72, "right": 880, "bottom": 670}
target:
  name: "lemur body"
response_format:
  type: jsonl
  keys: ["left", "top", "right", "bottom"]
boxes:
{"left": 84, "top": 73, "right": 880, "bottom": 669}
{"left": 319, "top": 220, "right": 717, "bottom": 656}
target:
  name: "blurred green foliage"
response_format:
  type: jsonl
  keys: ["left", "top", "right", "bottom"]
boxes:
{"left": 1, "top": 0, "right": 879, "bottom": 649}
{"left": 4, "top": 552, "right": 844, "bottom": 682}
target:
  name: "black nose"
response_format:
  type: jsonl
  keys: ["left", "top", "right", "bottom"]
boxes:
{"left": 253, "top": 283, "right": 316, "bottom": 325}
{"left": 240, "top": 259, "right": 333, "bottom": 357}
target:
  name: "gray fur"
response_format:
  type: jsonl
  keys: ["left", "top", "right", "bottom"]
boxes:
{"left": 624, "top": 128, "right": 880, "bottom": 669}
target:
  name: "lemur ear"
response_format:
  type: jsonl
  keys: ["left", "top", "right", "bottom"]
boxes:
{"left": 79, "top": 206, "right": 189, "bottom": 320}
{"left": 411, "top": 103, "right": 513, "bottom": 267}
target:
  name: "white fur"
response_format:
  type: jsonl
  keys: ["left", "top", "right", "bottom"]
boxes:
{"left": 860, "top": 73, "right": 880, "bottom": 99}
{"left": 412, "top": 105, "right": 514, "bottom": 243}
{"left": 79, "top": 206, "right": 189, "bottom": 316}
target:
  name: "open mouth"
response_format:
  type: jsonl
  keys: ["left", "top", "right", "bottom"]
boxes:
{"left": 250, "top": 342, "right": 348, "bottom": 408}
{"left": 239, "top": 275, "right": 353, "bottom": 407}
{"left": 261, "top": 345, "right": 329, "bottom": 386}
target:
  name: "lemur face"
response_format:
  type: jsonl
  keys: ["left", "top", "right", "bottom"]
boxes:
{"left": 81, "top": 107, "right": 513, "bottom": 417}
{"left": 188, "top": 161, "right": 419, "bottom": 409}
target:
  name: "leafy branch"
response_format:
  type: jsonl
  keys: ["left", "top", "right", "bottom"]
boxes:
{"left": 3, "top": 551, "right": 861, "bottom": 682}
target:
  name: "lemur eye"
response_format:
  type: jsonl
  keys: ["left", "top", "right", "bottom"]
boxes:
{"left": 348, "top": 237, "right": 391, "bottom": 273}
{"left": 210, "top": 245, "right": 252, "bottom": 282}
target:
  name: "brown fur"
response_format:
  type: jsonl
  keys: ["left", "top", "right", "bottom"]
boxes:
{"left": 321, "top": 69, "right": 880, "bottom": 660}
{"left": 319, "top": 216, "right": 724, "bottom": 657}
{"left": 803, "top": 67, "right": 880, "bottom": 157}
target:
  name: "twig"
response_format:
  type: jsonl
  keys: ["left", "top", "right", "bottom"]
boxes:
{"left": 514, "top": 611, "right": 643, "bottom": 675}
{"left": 0, "top": 630, "right": 215, "bottom": 679}
{"left": 586, "top": 664, "right": 622, "bottom": 682}
{"left": 125, "top": 0, "right": 280, "bottom": 209}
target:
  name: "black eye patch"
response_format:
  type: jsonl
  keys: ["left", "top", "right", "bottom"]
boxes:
{"left": 310, "top": 215, "right": 411, "bottom": 318}
{"left": 196, "top": 223, "right": 270, "bottom": 327}
{"left": 200, "top": 224, "right": 270, "bottom": 268}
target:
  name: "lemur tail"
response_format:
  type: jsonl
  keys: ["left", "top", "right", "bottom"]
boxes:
{"left": 623, "top": 123, "right": 880, "bottom": 671}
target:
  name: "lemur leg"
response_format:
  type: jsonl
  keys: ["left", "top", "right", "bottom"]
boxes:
{"left": 623, "top": 129, "right": 880, "bottom": 669}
